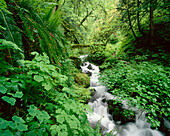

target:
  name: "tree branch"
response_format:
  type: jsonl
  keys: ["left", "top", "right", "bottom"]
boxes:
{"left": 78, "top": 10, "right": 93, "bottom": 27}
{"left": 127, "top": 1, "right": 137, "bottom": 39}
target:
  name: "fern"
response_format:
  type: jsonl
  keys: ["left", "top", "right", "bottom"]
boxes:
{"left": 16, "top": 0, "right": 67, "bottom": 63}
{"left": 0, "top": 9, "right": 23, "bottom": 49}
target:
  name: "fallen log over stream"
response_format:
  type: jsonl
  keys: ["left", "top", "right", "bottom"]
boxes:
{"left": 71, "top": 43, "right": 106, "bottom": 48}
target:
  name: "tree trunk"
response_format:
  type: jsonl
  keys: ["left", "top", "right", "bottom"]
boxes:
{"left": 127, "top": 0, "right": 137, "bottom": 39}
{"left": 150, "top": 0, "right": 155, "bottom": 46}
{"left": 137, "top": 0, "right": 145, "bottom": 36}
{"left": 78, "top": 10, "right": 93, "bottom": 27}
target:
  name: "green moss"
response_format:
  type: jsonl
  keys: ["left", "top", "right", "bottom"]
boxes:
{"left": 74, "top": 73, "right": 90, "bottom": 88}
{"left": 71, "top": 85, "right": 91, "bottom": 103}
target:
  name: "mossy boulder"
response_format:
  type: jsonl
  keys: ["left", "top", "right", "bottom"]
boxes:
{"left": 74, "top": 73, "right": 90, "bottom": 88}
{"left": 71, "top": 85, "right": 91, "bottom": 103}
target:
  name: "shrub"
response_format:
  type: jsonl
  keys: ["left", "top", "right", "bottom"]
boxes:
{"left": 87, "top": 45, "right": 106, "bottom": 65}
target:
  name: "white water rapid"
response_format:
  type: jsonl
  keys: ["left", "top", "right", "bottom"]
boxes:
{"left": 79, "top": 55, "right": 165, "bottom": 136}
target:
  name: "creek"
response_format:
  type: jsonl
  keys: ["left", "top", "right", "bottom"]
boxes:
{"left": 79, "top": 55, "right": 166, "bottom": 136}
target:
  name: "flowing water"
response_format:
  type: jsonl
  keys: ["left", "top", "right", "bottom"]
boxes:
{"left": 79, "top": 55, "right": 165, "bottom": 136}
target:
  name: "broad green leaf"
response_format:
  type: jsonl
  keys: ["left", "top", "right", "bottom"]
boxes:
{"left": 11, "top": 79, "right": 19, "bottom": 83}
{"left": 35, "top": 56, "right": 42, "bottom": 61}
{"left": 52, "top": 72, "right": 58, "bottom": 77}
{"left": 0, "top": 84, "right": 7, "bottom": 94}
{"left": 28, "top": 106, "right": 36, "bottom": 117}
{"left": 50, "top": 125, "right": 60, "bottom": 136}
{"left": 12, "top": 116, "right": 25, "bottom": 123}
{"left": 56, "top": 115, "right": 65, "bottom": 124}
{"left": 50, "top": 125, "right": 58, "bottom": 130}
{"left": 55, "top": 109, "right": 62, "bottom": 114}
{"left": 2, "top": 96, "right": 16, "bottom": 106}
{"left": 36, "top": 114, "right": 44, "bottom": 121}
{"left": 40, "top": 65, "right": 49, "bottom": 73}
{"left": 8, "top": 121, "right": 17, "bottom": 129}
{"left": 60, "top": 124, "right": 67, "bottom": 131}
{"left": 27, "top": 71, "right": 38, "bottom": 75}
{"left": 42, "top": 75, "right": 50, "bottom": 80}
{"left": 26, "top": 116, "right": 34, "bottom": 122}
{"left": 44, "top": 83, "right": 51, "bottom": 91}
{"left": 51, "top": 130, "right": 57, "bottom": 136}
{"left": 47, "top": 65, "right": 56, "bottom": 70}
{"left": 0, "top": 77, "right": 6, "bottom": 82}
{"left": 5, "top": 82, "right": 12, "bottom": 88}
{"left": 41, "top": 111, "right": 50, "bottom": 120}
{"left": 34, "top": 75, "right": 44, "bottom": 82}
{"left": 68, "top": 120, "right": 77, "bottom": 129}
{"left": 58, "top": 131, "right": 67, "bottom": 136}
{"left": 17, "top": 124, "right": 28, "bottom": 131}
{"left": 164, "top": 112, "right": 168, "bottom": 116}
{"left": 12, "top": 91, "right": 23, "bottom": 98}
{"left": 28, "top": 109, "right": 36, "bottom": 117}
{"left": 3, "top": 129, "right": 13, "bottom": 136}
{"left": 11, "top": 83, "right": 18, "bottom": 90}
{"left": 0, "top": 118, "right": 8, "bottom": 129}
{"left": 35, "top": 110, "right": 50, "bottom": 121}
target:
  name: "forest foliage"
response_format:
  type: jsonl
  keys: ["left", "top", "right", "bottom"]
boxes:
{"left": 0, "top": 0, "right": 170, "bottom": 135}
{"left": 0, "top": 0, "right": 99, "bottom": 135}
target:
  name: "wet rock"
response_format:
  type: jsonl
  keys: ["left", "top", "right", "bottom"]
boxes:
{"left": 89, "top": 88, "right": 96, "bottom": 96}
{"left": 88, "top": 64, "right": 95, "bottom": 70}
{"left": 107, "top": 99, "right": 135, "bottom": 124}
{"left": 89, "top": 93, "right": 101, "bottom": 103}
{"left": 86, "top": 71, "right": 92, "bottom": 77}
{"left": 157, "top": 117, "right": 170, "bottom": 136}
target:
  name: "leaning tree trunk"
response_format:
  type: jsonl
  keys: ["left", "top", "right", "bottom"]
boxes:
{"left": 150, "top": 0, "right": 154, "bottom": 46}
{"left": 78, "top": 10, "right": 93, "bottom": 27}
{"left": 137, "top": 0, "right": 145, "bottom": 36}
{"left": 127, "top": 0, "right": 137, "bottom": 39}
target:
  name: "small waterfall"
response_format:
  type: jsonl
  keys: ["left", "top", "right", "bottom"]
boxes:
{"left": 79, "top": 55, "right": 165, "bottom": 136}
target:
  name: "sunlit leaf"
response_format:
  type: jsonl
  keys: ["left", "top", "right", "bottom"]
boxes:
{"left": 2, "top": 96, "right": 16, "bottom": 106}
{"left": 0, "top": 84, "right": 7, "bottom": 94}
{"left": 34, "top": 75, "right": 44, "bottom": 82}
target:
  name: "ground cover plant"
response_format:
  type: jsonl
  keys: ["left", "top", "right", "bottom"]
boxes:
{"left": 0, "top": 46, "right": 97, "bottom": 135}
{"left": 99, "top": 59, "right": 170, "bottom": 128}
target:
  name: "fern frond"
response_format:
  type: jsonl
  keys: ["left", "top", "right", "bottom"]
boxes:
{"left": 0, "top": 10, "right": 15, "bottom": 43}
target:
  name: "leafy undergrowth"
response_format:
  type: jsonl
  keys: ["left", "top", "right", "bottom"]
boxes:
{"left": 0, "top": 44, "right": 98, "bottom": 136}
{"left": 86, "top": 45, "right": 107, "bottom": 65}
{"left": 99, "top": 56, "right": 170, "bottom": 128}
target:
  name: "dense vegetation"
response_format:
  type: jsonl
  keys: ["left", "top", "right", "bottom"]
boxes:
{"left": 0, "top": 0, "right": 169, "bottom": 135}
{"left": 0, "top": 0, "right": 98, "bottom": 135}
{"left": 99, "top": 58, "right": 169, "bottom": 128}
